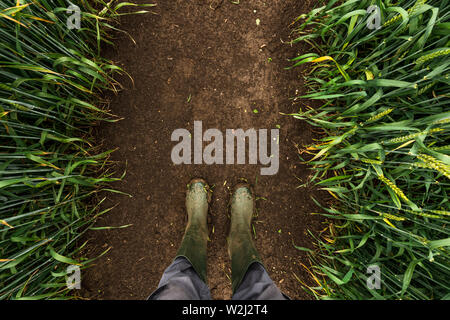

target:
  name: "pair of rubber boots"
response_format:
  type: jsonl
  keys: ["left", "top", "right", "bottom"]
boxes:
{"left": 175, "top": 178, "right": 261, "bottom": 293}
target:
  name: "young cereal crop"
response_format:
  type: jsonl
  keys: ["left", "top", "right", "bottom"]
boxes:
{"left": 0, "top": 0, "right": 153, "bottom": 299}
{"left": 290, "top": 0, "right": 450, "bottom": 299}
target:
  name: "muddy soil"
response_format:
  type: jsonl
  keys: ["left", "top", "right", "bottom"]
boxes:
{"left": 81, "top": 0, "right": 324, "bottom": 300}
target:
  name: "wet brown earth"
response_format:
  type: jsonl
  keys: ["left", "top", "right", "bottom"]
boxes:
{"left": 81, "top": 0, "right": 324, "bottom": 300}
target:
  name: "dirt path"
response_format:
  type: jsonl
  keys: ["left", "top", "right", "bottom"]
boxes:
{"left": 82, "top": 0, "right": 322, "bottom": 300}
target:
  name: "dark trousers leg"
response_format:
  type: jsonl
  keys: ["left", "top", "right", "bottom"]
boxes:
{"left": 232, "top": 262, "right": 289, "bottom": 300}
{"left": 148, "top": 257, "right": 211, "bottom": 300}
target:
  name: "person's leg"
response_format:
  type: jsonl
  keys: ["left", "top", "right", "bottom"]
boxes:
{"left": 148, "top": 179, "right": 211, "bottom": 300}
{"left": 228, "top": 184, "right": 288, "bottom": 300}
{"left": 232, "top": 262, "right": 288, "bottom": 300}
{"left": 148, "top": 257, "right": 211, "bottom": 300}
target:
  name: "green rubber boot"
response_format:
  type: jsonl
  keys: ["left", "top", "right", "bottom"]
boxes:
{"left": 175, "top": 178, "right": 210, "bottom": 283}
{"left": 228, "top": 184, "right": 262, "bottom": 293}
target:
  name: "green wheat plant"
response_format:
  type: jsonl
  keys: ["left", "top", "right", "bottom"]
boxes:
{"left": 290, "top": 0, "right": 450, "bottom": 299}
{"left": 0, "top": 0, "right": 154, "bottom": 299}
